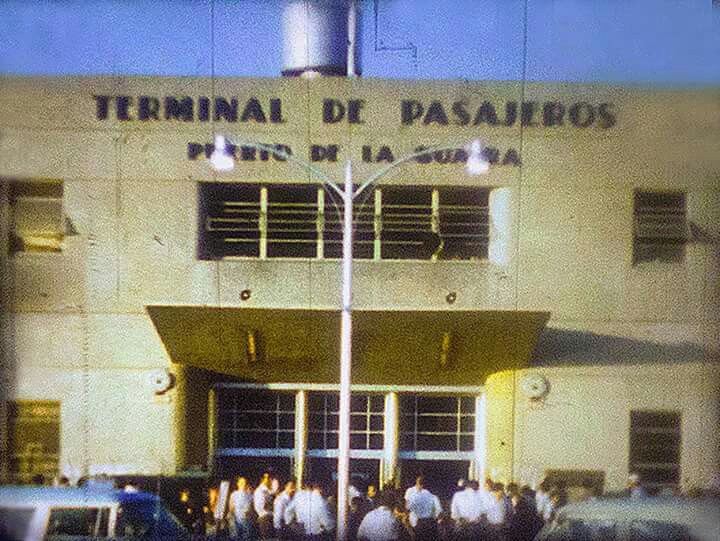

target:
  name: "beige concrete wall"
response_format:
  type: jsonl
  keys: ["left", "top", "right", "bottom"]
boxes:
{"left": 485, "top": 363, "right": 720, "bottom": 493}
{"left": 4, "top": 364, "right": 176, "bottom": 477}
{"left": 1, "top": 76, "right": 718, "bottom": 478}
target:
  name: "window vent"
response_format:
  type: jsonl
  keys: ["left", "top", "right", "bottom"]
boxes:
{"left": 199, "top": 182, "right": 490, "bottom": 261}
{"left": 633, "top": 191, "right": 687, "bottom": 264}
{"left": 629, "top": 410, "right": 681, "bottom": 489}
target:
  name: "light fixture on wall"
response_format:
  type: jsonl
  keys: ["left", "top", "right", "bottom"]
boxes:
{"left": 439, "top": 331, "right": 452, "bottom": 368}
{"left": 246, "top": 329, "right": 260, "bottom": 365}
{"left": 465, "top": 139, "right": 490, "bottom": 175}
{"left": 210, "top": 134, "right": 235, "bottom": 172}
{"left": 149, "top": 368, "right": 175, "bottom": 395}
{"left": 520, "top": 373, "right": 550, "bottom": 400}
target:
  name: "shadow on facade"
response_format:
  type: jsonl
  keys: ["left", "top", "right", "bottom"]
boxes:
{"left": 532, "top": 328, "right": 715, "bottom": 367}
{"left": 0, "top": 285, "right": 17, "bottom": 483}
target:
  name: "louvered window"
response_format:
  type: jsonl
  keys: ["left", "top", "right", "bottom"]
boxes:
{"left": 439, "top": 187, "right": 490, "bottom": 260}
{"left": 322, "top": 185, "right": 375, "bottom": 259}
{"left": 630, "top": 411, "right": 681, "bottom": 489}
{"left": 267, "top": 185, "right": 318, "bottom": 258}
{"left": 199, "top": 183, "right": 260, "bottom": 259}
{"left": 633, "top": 191, "right": 687, "bottom": 264}
{"left": 381, "top": 186, "right": 433, "bottom": 260}
{"left": 199, "top": 182, "right": 490, "bottom": 261}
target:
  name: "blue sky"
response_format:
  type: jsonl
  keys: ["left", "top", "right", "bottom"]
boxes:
{"left": 1, "top": 0, "right": 719, "bottom": 84}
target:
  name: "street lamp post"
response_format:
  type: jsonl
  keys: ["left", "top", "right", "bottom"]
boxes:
{"left": 210, "top": 138, "right": 488, "bottom": 540}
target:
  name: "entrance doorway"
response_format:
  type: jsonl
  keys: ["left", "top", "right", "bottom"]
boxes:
{"left": 305, "top": 457, "right": 380, "bottom": 497}
{"left": 399, "top": 459, "right": 470, "bottom": 501}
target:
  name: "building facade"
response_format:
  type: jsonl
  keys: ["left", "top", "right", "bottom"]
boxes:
{"left": 1, "top": 76, "right": 718, "bottom": 495}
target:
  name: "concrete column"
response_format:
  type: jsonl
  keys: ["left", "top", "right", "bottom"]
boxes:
{"left": 382, "top": 392, "right": 399, "bottom": 486}
{"left": 207, "top": 387, "right": 217, "bottom": 473}
{"left": 317, "top": 187, "right": 325, "bottom": 259}
{"left": 488, "top": 187, "right": 516, "bottom": 268}
{"left": 294, "top": 390, "right": 308, "bottom": 486}
{"left": 260, "top": 186, "right": 268, "bottom": 259}
{"left": 472, "top": 392, "right": 487, "bottom": 482}
{"left": 173, "top": 364, "right": 189, "bottom": 473}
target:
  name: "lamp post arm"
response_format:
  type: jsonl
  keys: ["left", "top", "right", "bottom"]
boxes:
{"left": 226, "top": 139, "right": 345, "bottom": 200}
{"left": 353, "top": 144, "right": 467, "bottom": 199}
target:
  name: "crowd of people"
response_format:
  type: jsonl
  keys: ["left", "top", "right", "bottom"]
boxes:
{"left": 199, "top": 473, "right": 582, "bottom": 541}
{"left": 35, "top": 468, "right": 720, "bottom": 539}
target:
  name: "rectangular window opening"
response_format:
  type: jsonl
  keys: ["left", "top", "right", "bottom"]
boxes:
{"left": 629, "top": 410, "right": 681, "bottom": 489}
{"left": 322, "top": 185, "right": 375, "bottom": 259}
{"left": 215, "top": 389, "right": 295, "bottom": 450}
{"left": 198, "top": 183, "right": 260, "bottom": 259}
{"left": 267, "top": 185, "right": 318, "bottom": 258}
{"left": 399, "top": 395, "right": 475, "bottom": 452}
{"left": 438, "top": 187, "right": 489, "bottom": 260}
{"left": 6, "top": 400, "right": 60, "bottom": 484}
{"left": 7, "top": 180, "right": 64, "bottom": 255}
{"left": 307, "top": 392, "right": 384, "bottom": 450}
{"left": 198, "top": 182, "right": 490, "bottom": 261}
{"left": 633, "top": 191, "right": 687, "bottom": 264}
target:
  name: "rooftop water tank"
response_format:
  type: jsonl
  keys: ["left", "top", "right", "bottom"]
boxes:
{"left": 282, "top": 0, "right": 359, "bottom": 77}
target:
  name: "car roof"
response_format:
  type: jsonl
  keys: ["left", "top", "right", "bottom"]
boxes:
{"left": 558, "top": 496, "right": 720, "bottom": 524}
{"left": 0, "top": 486, "right": 160, "bottom": 507}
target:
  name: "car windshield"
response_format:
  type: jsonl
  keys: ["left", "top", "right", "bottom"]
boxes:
{"left": 0, "top": 507, "right": 34, "bottom": 541}
{"left": 116, "top": 500, "right": 187, "bottom": 540}
{"left": 46, "top": 507, "right": 110, "bottom": 538}
{"left": 116, "top": 501, "right": 156, "bottom": 538}
{"left": 629, "top": 520, "right": 693, "bottom": 541}
{"left": 538, "top": 518, "right": 697, "bottom": 541}
{"left": 538, "top": 519, "right": 617, "bottom": 541}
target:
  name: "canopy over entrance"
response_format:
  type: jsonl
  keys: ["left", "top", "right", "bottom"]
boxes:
{"left": 146, "top": 306, "right": 549, "bottom": 386}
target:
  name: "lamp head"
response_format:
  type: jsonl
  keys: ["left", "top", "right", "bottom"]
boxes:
{"left": 465, "top": 139, "right": 490, "bottom": 176}
{"left": 210, "top": 134, "right": 235, "bottom": 172}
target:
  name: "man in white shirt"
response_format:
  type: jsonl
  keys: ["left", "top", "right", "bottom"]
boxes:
{"left": 486, "top": 483, "right": 507, "bottom": 528}
{"left": 254, "top": 472, "right": 277, "bottom": 539}
{"left": 284, "top": 481, "right": 335, "bottom": 540}
{"left": 228, "top": 477, "right": 255, "bottom": 541}
{"left": 451, "top": 479, "right": 480, "bottom": 523}
{"left": 357, "top": 492, "right": 402, "bottom": 541}
{"left": 404, "top": 476, "right": 442, "bottom": 541}
{"left": 450, "top": 480, "right": 489, "bottom": 539}
{"left": 535, "top": 479, "right": 552, "bottom": 522}
{"left": 273, "top": 480, "right": 296, "bottom": 539}
{"left": 628, "top": 472, "right": 648, "bottom": 499}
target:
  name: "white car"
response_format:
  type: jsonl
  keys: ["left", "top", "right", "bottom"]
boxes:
{"left": 0, "top": 486, "right": 191, "bottom": 541}
{"left": 535, "top": 496, "right": 720, "bottom": 541}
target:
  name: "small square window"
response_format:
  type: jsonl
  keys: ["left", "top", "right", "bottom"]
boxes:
{"left": 8, "top": 181, "right": 64, "bottom": 254}
{"left": 633, "top": 191, "right": 687, "bottom": 264}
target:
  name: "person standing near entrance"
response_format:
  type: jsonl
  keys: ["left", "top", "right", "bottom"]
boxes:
{"left": 357, "top": 491, "right": 402, "bottom": 541}
{"left": 229, "top": 477, "right": 256, "bottom": 541}
{"left": 404, "top": 476, "right": 442, "bottom": 541}
{"left": 273, "top": 480, "right": 296, "bottom": 540}
{"left": 284, "top": 481, "right": 335, "bottom": 540}
{"left": 450, "top": 479, "right": 485, "bottom": 540}
{"left": 254, "top": 472, "right": 277, "bottom": 539}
